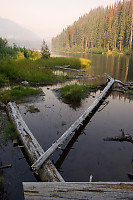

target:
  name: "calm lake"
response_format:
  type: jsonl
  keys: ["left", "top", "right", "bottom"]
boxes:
{"left": 19, "top": 53, "right": 133, "bottom": 182}
{"left": 1, "top": 53, "right": 133, "bottom": 200}
{"left": 52, "top": 52, "right": 133, "bottom": 82}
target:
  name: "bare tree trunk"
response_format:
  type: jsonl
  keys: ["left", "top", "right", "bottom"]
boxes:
{"left": 120, "top": 41, "right": 122, "bottom": 51}
{"left": 114, "top": 31, "right": 117, "bottom": 48}
{"left": 130, "top": 0, "right": 133, "bottom": 49}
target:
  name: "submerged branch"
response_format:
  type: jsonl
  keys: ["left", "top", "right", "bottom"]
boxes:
{"left": 103, "top": 130, "right": 133, "bottom": 144}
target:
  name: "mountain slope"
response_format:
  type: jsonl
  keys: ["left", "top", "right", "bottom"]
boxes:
{"left": 52, "top": 0, "right": 133, "bottom": 52}
{"left": 0, "top": 17, "right": 40, "bottom": 41}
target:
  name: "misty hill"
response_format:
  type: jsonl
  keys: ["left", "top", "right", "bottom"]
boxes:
{"left": 52, "top": 0, "right": 133, "bottom": 53}
{"left": 0, "top": 17, "right": 40, "bottom": 41}
{"left": 0, "top": 17, "right": 50, "bottom": 49}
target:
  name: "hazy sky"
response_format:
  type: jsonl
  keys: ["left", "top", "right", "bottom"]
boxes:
{"left": 0, "top": 0, "right": 117, "bottom": 39}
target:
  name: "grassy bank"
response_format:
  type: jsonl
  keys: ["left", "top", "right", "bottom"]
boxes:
{"left": 34, "top": 57, "right": 82, "bottom": 68}
{"left": 0, "top": 57, "right": 90, "bottom": 84}
{"left": 60, "top": 83, "right": 98, "bottom": 102}
{"left": 0, "top": 85, "right": 40, "bottom": 104}
{"left": 0, "top": 59, "right": 60, "bottom": 83}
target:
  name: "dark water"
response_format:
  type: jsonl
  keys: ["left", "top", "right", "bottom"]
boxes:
{"left": 0, "top": 110, "right": 36, "bottom": 200}
{"left": 19, "top": 53, "right": 133, "bottom": 183}
{"left": 19, "top": 82, "right": 133, "bottom": 182}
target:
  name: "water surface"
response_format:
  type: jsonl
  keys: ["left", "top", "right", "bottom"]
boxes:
{"left": 52, "top": 52, "right": 133, "bottom": 82}
{"left": 19, "top": 82, "right": 133, "bottom": 182}
{"left": 1, "top": 53, "right": 133, "bottom": 199}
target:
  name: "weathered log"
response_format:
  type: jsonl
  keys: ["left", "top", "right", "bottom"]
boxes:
{"left": 104, "top": 134, "right": 133, "bottom": 143}
{"left": 0, "top": 164, "right": 12, "bottom": 169}
{"left": 32, "top": 76, "right": 115, "bottom": 170}
{"left": 6, "top": 102, "right": 64, "bottom": 182}
{"left": 59, "top": 66, "right": 85, "bottom": 72}
{"left": 23, "top": 182, "right": 133, "bottom": 200}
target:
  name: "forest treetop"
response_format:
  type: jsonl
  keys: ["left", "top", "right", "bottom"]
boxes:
{"left": 52, "top": 0, "right": 133, "bottom": 54}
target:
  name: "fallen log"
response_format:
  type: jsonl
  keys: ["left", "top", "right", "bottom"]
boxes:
{"left": 59, "top": 66, "right": 85, "bottom": 72}
{"left": 32, "top": 75, "right": 115, "bottom": 170}
{"left": 23, "top": 182, "right": 133, "bottom": 200}
{"left": 104, "top": 135, "right": 133, "bottom": 143}
{"left": 103, "top": 130, "right": 133, "bottom": 143}
{"left": 0, "top": 164, "right": 12, "bottom": 169}
{"left": 6, "top": 102, "right": 64, "bottom": 182}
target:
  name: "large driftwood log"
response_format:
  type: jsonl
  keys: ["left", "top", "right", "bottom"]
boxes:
{"left": 23, "top": 182, "right": 133, "bottom": 200}
{"left": 6, "top": 102, "right": 64, "bottom": 182}
{"left": 32, "top": 75, "right": 115, "bottom": 170}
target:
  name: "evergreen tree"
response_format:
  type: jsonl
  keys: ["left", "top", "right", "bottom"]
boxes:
{"left": 41, "top": 40, "right": 51, "bottom": 58}
{"left": 52, "top": 0, "right": 133, "bottom": 53}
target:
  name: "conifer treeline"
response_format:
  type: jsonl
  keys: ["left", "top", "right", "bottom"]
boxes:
{"left": 52, "top": 0, "right": 133, "bottom": 53}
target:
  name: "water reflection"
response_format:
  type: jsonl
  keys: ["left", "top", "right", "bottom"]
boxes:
{"left": 0, "top": 110, "right": 36, "bottom": 200}
{"left": 0, "top": 170, "right": 8, "bottom": 200}
{"left": 52, "top": 52, "right": 133, "bottom": 82}
{"left": 19, "top": 83, "right": 133, "bottom": 182}
{"left": 55, "top": 91, "right": 133, "bottom": 173}
{"left": 55, "top": 93, "right": 109, "bottom": 171}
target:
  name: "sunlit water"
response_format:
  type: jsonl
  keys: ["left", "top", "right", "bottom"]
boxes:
{"left": 52, "top": 52, "right": 133, "bottom": 82}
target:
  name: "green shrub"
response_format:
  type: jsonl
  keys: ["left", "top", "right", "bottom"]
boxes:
{"left": 112, "top": 47, "right": 120, "bottom": 55}
{"left": 0, "top": 74, "right": 9, "bottom": 83}
{"left": 87, "top": 47, "right": 105, "bottom": 54}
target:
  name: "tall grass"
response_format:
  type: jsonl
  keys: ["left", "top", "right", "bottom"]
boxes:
{"left": 0, "top": 85, "right": 40, "bottom": 103}
{"left": 0, "top": 74, "right": 9, "bottom": 83}
{"left": 34, "top": 57, "right": 82, "bottom": 68}
{"left": 0, "top": 59, "right": 56, "bottom": 82}
{"left": 0, "top": 57, "right": 90, "bottom": 83}
{"left": 60, "top": 83, "right": 98, "bottom": 102}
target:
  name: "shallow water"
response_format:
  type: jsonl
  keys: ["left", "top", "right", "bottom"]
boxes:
{"left": 19, "top": 83, "right": 133, "bottom": 182}
{"left": 0, "top": 110, "right": 36, "bottom": 200}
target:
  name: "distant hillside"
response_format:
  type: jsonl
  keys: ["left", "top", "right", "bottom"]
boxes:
{"left": 8, "top": 39, "right": 43, "bottom": 50}
{"left": 0, "top": 17, "right": 50, "bottom": 49}
{"left": 52, "top": 0, "right": 133, "bottom": 53}
{"left": 0, "top": 17, "right": 40, "bottom": 41}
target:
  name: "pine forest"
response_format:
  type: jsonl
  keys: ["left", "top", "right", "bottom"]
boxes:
{"left": 52, "top": 0, "right": 133, "bottom": 54}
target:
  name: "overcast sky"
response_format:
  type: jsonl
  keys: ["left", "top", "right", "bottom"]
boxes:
{"left": 0, "top": 0, "right": 117, "bottom": 39}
